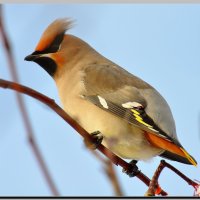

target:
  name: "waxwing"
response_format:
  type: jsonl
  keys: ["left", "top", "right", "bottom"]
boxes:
{"left": 25, "top": 18, "right": 197, "bottom": 166}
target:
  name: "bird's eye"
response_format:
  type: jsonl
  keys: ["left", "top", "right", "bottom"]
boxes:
{"left": 41, "top": 32, "right": 65, "bottom": 54}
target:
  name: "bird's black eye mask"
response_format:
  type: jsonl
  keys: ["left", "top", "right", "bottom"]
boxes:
{"left": 37, "top": 31, "right": 65, "bottom": 54}
{"left": 25, "top": 32, "right": 65, "bottom": 77}
{"left": 43, "top": 32, "right": 65, "bottom": 54}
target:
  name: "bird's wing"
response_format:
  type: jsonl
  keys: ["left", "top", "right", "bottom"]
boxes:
{"left": 82, "top": 64, "right": 197, "bottom": 166}
{"left": 83, "top": 63, "right": 171, "bottom": 138}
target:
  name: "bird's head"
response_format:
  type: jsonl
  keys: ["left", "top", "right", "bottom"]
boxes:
{"left": 25, "top": 18, "right": 90, "bottom": 78}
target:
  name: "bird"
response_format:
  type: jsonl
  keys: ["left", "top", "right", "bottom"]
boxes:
{"left": 25, "top": 18, "right": 197, "bottom": 167}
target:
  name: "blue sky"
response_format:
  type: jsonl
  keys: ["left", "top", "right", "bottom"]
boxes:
{"left": 0, "top": 4, "right": 200, "bottom": 196}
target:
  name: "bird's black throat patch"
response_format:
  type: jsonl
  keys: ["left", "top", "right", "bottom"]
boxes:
{"left": 33, "top": 56, "right": 57, "bottom": 77}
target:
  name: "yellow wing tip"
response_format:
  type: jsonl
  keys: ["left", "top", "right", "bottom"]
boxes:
{"left": 180, "top": 148, "right": 198, "bottom": 167}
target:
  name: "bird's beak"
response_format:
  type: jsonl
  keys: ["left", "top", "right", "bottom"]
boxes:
{"left": 24, "top": 52, "right": 41, "bottom": 61}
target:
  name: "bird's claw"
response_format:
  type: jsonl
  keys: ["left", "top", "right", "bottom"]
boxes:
{"left": 123, "top": 160, "right": 140, "bottom": 177}
{"left": 84, "top": 131, "right": 103, "bottom": 150}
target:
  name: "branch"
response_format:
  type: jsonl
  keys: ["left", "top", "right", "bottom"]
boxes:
{"left": 0, "top": 6, "right": 59, "bottom": 195}
{"left": 0, "top": 78, "right": 167, "bottom": 196}
{"left": 145, "top": 160, "right": 199, "bottom": 196}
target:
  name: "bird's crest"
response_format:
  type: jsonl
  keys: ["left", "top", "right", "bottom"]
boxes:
{"left": 35, "top": 18, "right": 74, "bottom": 52}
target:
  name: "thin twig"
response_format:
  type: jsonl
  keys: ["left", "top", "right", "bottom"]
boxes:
{"left": 0, "top": 6, "right": 59, "bottom": 196}
{"left": 104, "top": 160, "right": 124, "bottom": 196}
{"left": 162, "top": 160, "right": 198, "bottom": 188}
{"left": 146, "top": 159, "right": 199, "bottom": 196}
{"left": 0, "top": 79, "right": 168, "bottom": 196}
{"left": 145, "top": 160, "right": 165, "bottom": 196}
{"left": 91, "top": 150, "right": 124, "bottom": 196}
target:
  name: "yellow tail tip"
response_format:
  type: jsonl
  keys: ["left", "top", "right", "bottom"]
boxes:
{"left": 180, "top": 148, "right": 197, "bottom": 167}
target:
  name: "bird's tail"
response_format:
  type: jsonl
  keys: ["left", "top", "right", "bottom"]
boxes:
{"left": 159, "top": 150, "right": 197, "bottom": 165}
{"left": 145, "top": 132, "right": 197, "bottom": 166}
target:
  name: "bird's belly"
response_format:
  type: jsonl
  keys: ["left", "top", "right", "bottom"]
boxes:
{"left": 61, "top": 95, "right": 163, "bottom": 161}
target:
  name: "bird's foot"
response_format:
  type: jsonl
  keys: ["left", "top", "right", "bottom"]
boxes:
{"left": 84, "top": 131, "right": 103, "bottom": 150}
{"left": 123, "top": 160, "right": 140, "bottom": 177}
